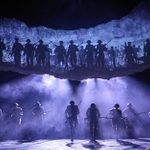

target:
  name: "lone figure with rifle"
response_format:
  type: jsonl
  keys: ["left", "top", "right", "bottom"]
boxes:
{"left": 86, "top": 103, "right": 100, "bottom": 142}
{"left": 109, "top": 103, "right": 126, "bottom": 139}
{"left": 65, "top": 100, "right": 79, "bottom": 142}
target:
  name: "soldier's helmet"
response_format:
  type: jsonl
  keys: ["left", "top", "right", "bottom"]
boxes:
{"left": 111, "top": 46, "right": 114, "bottom": 49}
{"left": 26, "top": 39, "right": 31, "bottom": 43}
{"left": 114, "top": 103, "right": 120, "bottom": 108}
{"left": 91, "top": 103, "right": 96, "bottom": 108}
{"left": 146, "top": 39, "right": 150, "bottom": 43}
{"left": 15, "top": 37, "right": 19, "bottom": 41}
{"left": 87, "top": 40, "right": 91, "bottom": 44}
{"left": 70, "top": 40, "right": 74, "bottom": 44}
{"left": 59, "top": 41, "right": 63, "bottom": 44}
{"left": 128, "top": 42, "right": 132, "bottom": 45}
{"left": 39, "top": 40, "right": 43, "bottom": 44}
{"left": 70, "top": 100, "right": 75, "bottom": 105}
{"left": 97, "top": 40, "right": 102, "bottom": 44}
{"left": 127, "top": 103, "right": 132, "bottom": 108}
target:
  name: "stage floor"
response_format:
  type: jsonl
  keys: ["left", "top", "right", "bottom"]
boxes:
{"left": 0, "top": 138, "right": 150, "bottom": 150}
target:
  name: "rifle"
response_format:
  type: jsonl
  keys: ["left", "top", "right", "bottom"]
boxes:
{"left": 136, "top": 111, "right": 150, "bottom": 116}
{"left": 84, "top": 116, "right": 113, "bottom": 120}
{"left": 105, "top": 39, "right": 112, "bottom": 46}
{"left": 49, "top": 41, "right": 58, "bottom": 48}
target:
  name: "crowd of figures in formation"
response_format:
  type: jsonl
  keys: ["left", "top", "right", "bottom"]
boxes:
{"left": 65, "top": 101, "right": 150, "bottom": 142}
{"left": 0, "top": 100, "right": 149, "bottom": 142}
{"left": 0, "top": 37, "right": 150, "bottom": 71}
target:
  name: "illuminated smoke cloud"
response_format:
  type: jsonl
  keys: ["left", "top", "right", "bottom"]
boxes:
{"left": 0, "top": 75, "right": 150, "bottom": 139}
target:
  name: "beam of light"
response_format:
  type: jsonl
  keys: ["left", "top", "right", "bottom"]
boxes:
{"left": 0, "top": 75, "right": 150, "bottom": 139}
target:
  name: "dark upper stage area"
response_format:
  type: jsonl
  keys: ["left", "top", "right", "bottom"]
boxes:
{"left": 0, "top": 0, "right": 143, "bottom": 29}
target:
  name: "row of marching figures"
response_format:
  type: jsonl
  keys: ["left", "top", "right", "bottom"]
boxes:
{"left": 0, "top": 100, "right": 149, "bottom": 141}
{"left": 65, "top": 101, "right": 150, "bottom": 142}
{"left": 0, "top": 37, "right": 150, "bottom": 71}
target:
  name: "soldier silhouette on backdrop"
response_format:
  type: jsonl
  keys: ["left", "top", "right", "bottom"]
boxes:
{"left": 109, "top": 104, "right": 125, "bottom": 139}
{"left": 109, "top": 46, "right": 116, "bottom": 69}
{"left": 0, "top": 38, "right": 6, "bottom": 64}
{"left": 96, "top": 40, "right": 107, "bottom": 69}
{"left": 123, "top": 42, "right": 135, "bottom": 67}
{"left": 79, "top": 45, "right": 86, "bottom": 67}
{"left": 85, "top": 40, "right": 95, "bottom": 68}
{"left": 133, "top": 44, "right": 139, "bottom": 64}
{"left": 12, "top": 37, "right": 24, "bottom": 66}
{"left": 86, "top": 103, "right": 100, "bottom": 142}
{"left": 65, "top": 100, "right": 79, "bottom": 142}
{"left": 67, "top": 40, "right": 79, "bottom": 68}
{"left": 54, "top": 41, "right": 66, "bottom": 68}
{"left": 45, "top": 46, "right": 52, "bottom": 68}
{"left": 24, "top": 39, "right": 35, "bottom": 67}
{"left": 144, "top": 38, "right": 150, "bottom": 63}
{"left": 36, "top": 40, "right": 48, "bottom": 67}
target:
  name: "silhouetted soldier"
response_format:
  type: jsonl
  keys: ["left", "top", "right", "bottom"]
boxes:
{"left": 24, "top": 39, "right": 35, "bottom": 67}
{"left": 109, "top": 46, "right": 116, "bottom": 69}
{"left": 79, "top": 46, "right": 86, "bottom": 66}
{"left": 11, "top": 103, "right": 23, "bottom": 128}
{"left": 67, "top": 40, "right": 79, "bottom": 67}
{"left": 86, "top": 103, "right": 100, "bottom": 142}
{"left": 54, "top": 41, "right": 66, "bottom": 68}
{"left": 12, "top": 37, "right": 24, "bottom": 66}
{"left": 144, "top": 39, "right": 150, "bottom": 63}
{"left": 65, "top": 100, "right": 79, "bottom": 142}
{"left": 109, "top": 104, "right": 125, "bottom": 138}
{"left": 36, "top": 40, "right": 48, "bottom": 67}
{"left": 123, "top": 42, "right": 135, "bottom": 67}
{"left": 115, "top": 47, "right": 121, "bottom": 67}
{"left": 95, "top": 40, "right": 107, "bottom": 69}
{"left": 133, "top": 44, "right": 139, "bottom": 64}
{"left": 45, "top": 46, "right": 52, "bottom": 68}
{"left": 31, "top": 101, "right": 45, "bottom": 138}
{"left": 123, "top": 103, "right": 137, "bottom": 138}
{"left": 32, "top": 101, "right": 45, "bottom": 123}
{"left": 85, "top": 40, "right": 95, "bottom": 67}
{"left": 0, "top": 38, "right": 6, "bottom": 64}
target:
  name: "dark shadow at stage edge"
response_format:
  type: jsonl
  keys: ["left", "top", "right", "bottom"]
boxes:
{"left": 116, "top": 139, "right": 145, "bottom": 149}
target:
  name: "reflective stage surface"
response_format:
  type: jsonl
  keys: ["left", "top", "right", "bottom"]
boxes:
{"left": 0, "top": 139, "right": 150, "bottom": 150}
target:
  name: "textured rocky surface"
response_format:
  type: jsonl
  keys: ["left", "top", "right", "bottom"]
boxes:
{"left": 0, "top": 0, "right": 150, "bottom": 79}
